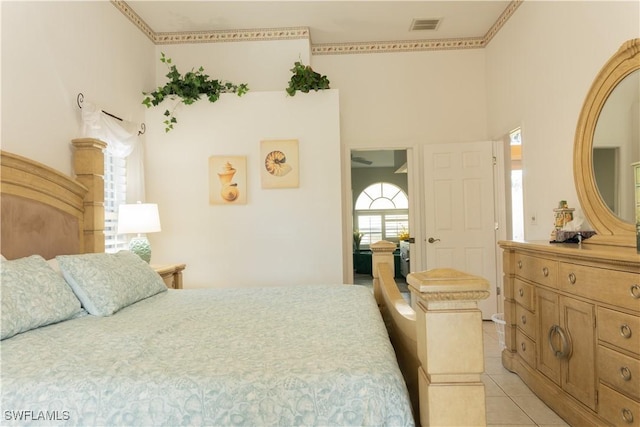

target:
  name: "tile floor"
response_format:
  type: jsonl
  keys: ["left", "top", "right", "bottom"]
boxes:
{"left": 354, "top": 273, "right": 569, "bottom": 427}
{"left": 482, "top": 321, "right": 568, "bottom": 426}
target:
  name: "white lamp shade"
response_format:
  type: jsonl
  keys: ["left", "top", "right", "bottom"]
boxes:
{"left": 117, "top": 203, "right": 161, "bottom": 234}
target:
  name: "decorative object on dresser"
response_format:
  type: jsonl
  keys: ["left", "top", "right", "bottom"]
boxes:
{"left": 550, "top": 200, "right": 574, "bottom": 241}
{"left": 499, "top": 38, "right": 640, "bottom": 427}
{"left": 116, "top": 202, "right": 161, "bottom": 263}
{"left": 152, "top": 263, "right": 186, "bottom": 289}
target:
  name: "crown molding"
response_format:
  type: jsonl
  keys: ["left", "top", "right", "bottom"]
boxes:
{"left": 312, "top": 37, "right": 485, "bottom": 56}
{"left": 154, "top": 27, "right": 310, "bottom": 45}
{"left": 112, "top": 0, "right": 155, "bottom": 43}
{"left": 483, "top": 0, "right": 523, "bottom": 45}
{"left": 113, "top": 0, "right": 522, "bottom": 54}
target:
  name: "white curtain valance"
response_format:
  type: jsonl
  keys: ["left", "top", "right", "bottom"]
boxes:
{"left": 80, "top": 102, "right": 145, "bottom": 202}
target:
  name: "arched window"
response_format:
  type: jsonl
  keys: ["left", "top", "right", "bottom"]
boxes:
{"left": 354, "top": 182, "right": 408, "bottom": 248}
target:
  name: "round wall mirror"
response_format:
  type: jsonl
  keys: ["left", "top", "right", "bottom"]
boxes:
{"left": 574, "top": 38, "right": 639, "bottom": 247}
{"left": 593, "top": 69, "right": 640, "bottom": 223}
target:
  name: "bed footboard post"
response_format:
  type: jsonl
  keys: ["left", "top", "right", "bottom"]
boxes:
{"left": 370, "top": 240, "right": 397, "bottom": 305}
{"left": 408, "top": 269, "right": 490, "bottom": 427}
{"left": 72, "top": 138, "right": 107, "bottom": 254}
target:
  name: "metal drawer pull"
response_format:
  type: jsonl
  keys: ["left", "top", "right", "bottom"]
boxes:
{"left": 548, "top": 324, "right": 572, "bottom": 359}
{"left": 620, "top": 324, "right": 632, "bottom": 339}
{"left": 521, "top": 315, "right": 527, "bottom": 325}
{"left": 621, "top": 408, "right": 634, "bottom": 424}
{"left": 519, "top": 288, "right": 524, "bottom": 297}
{"left": 620, "top": 366, "right": 632, "bottom": 381}
{"left": 568, "top": 272, "right": 576, "bottom": 285}
{"left": 521, "top": 342, "right": 526, "bottom": 351}
{"left": 542, "top": 267, "right": 549, "bottom": 277}
{"left": 517, "top": 260, "right": 523, "bottom": 269}
{"left": 631, "top": 284, "right": 640, "bottom": 299}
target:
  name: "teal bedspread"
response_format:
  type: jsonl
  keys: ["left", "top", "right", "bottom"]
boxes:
{"left": 1, "top": 285, "right": 414, "bottom": 426}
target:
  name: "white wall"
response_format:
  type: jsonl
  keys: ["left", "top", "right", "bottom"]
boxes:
{"left": 144, "top": 91, "right": 342, "bottom": 288}
{"left": 485, "top": 1, "right": 640, "bottom": 240}
{"left": 1, "top": 1, "right": 154, "bottom": 174}
{"left": 315, "top": 49, "right": 488, "bottom": 148}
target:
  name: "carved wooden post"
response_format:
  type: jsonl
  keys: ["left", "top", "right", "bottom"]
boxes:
{"left": 371, "top": 240, "right": 397, "bottom": 304}
{"left": 71, "top": 138, "right": 107, "bottom": 253}
{"left": 408, "top": 268, "right": 490, "bottom": 427}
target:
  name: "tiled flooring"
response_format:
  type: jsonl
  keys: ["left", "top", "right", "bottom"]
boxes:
{"left": 482, "top": 321, "right": 568, "bottom": 426}
{"left": 354, "top": 273, "right": 569, "bottom": 427}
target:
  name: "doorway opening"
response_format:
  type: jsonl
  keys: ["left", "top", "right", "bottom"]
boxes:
{"left": 350, "top": 149, "right": 409, "bottom": 293}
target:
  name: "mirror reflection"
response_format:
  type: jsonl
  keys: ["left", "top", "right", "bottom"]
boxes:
{"left": 593, "top": 69, "right": 640, "bottom": 223}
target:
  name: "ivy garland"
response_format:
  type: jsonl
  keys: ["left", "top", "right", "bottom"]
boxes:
{"left": 142, "top": 53, "right": 249, "bottom": 132}
{"left": 142, "top": 55, "right": 331, "bottom": 132}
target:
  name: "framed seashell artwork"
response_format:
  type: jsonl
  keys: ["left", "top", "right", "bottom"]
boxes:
{"left": 209, "top": 155, "right": 247, "bottom": 205}
{"left": 260, "top": 139, "right": 299, "bottom": 189}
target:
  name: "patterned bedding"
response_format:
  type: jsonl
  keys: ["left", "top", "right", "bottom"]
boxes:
{"left": 1, "top": 285, "right": 414, "bottom": 426}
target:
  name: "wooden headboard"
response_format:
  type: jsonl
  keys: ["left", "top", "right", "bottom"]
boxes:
{"left": 0, "top": 138, "right": 107, "bottom": 259}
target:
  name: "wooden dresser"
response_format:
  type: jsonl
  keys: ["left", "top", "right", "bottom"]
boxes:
{"left": 499, "top": 240, "right": 640, "bottom": 427}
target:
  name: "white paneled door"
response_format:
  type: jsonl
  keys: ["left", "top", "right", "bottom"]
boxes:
{"left": 423, "top": 141, "right": 498, "bottom": 319}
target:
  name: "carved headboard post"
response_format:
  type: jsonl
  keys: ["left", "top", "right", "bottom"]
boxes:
{"left": 371, "top": 240, "right": 398, "bottom": 305}
{"left": 71, "top": 138, "right": 107, "bottom": 253}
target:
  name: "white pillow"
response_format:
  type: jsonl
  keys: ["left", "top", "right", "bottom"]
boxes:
{"left": 56, "top": 251, "right": 167, "bottom": 316}
{"left": 1, "top": 255, "right": 83, "bottom": 340}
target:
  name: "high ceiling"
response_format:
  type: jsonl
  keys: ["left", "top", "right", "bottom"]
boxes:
{"left": 121, "top": 1, "right": 517, "bottom": 168}
{"left": 124, "top": 1, "right": 514, "bottom": 45}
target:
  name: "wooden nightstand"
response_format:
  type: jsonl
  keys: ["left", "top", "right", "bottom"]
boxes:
{"left": 152, "top": 263, "right": 186, "bottom": 289}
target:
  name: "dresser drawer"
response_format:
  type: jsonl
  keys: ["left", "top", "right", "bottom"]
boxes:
{"left": 599, "top": 383, "right": 640, "bottom": 427}
{"left": 598, "top": 307, "right": 640, "bottom": 356}
{"left": 515, "top": 303, "right": 536, "bottom": 340}
{"left": 559, "top": 263, "right": 640, "bottom": 313}
{"left": 514, "top": 279, "right": 535, "bottom": 311}
{"left": 515, "top": 253, "right": 557, "bottom": 288}
{"left": 516, "top": 329, "right": 536, "bottom": 369}
{"left": 599, "top": 345, "right": 640, "bottom": 401}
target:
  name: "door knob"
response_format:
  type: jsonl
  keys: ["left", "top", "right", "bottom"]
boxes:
{"left": 428, "top": 237, "right": 441, "bottom": 243}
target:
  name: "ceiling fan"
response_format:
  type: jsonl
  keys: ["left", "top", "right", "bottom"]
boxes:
{"left": 351, "top": 155, "right": 372, "bottom": 165}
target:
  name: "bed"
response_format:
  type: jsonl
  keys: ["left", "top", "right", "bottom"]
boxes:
{"left": 0, "top": 144, "right": 415, "bottom": 426}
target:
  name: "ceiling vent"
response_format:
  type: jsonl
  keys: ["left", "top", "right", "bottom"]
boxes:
{"left": 410, "top": 18, "right": 441, "bottom": 32}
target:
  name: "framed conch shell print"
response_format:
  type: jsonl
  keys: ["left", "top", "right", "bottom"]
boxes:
{"left": 260, "top": 139, "right": 299, "bottom": 189}
{"left": 209, "top": 156, "right": 247, "bottom": 205}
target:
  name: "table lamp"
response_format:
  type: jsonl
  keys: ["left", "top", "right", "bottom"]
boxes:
{"left": 116, "top": 202, "right": 161, "bottom": 263}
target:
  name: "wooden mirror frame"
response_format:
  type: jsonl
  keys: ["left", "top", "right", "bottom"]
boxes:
{"left": 574, "top": 38, "right": 639, "bottom": 247}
